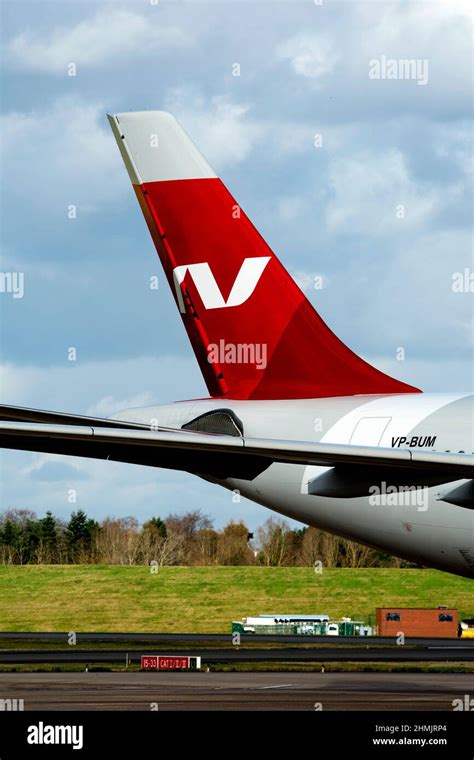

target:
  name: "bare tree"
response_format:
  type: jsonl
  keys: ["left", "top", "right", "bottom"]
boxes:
{"left": 257, "top": 517, "right": 292, "bottom": 566}
{"left": 193, "top": 528, "right": 219, "bottom": 565}
{"left": 216, "top": 521, "right": 253, "bottom": 565}
{"left": 341, "top": 539, "right": 374, "bottom": 568}
{"left": 299, "top": 527, "right": 324, "bottom": 566}
{"left": 96, "top": 517, "right": 141, "bottom": 565}
{"left": 140, "top": 523, "right": 182, "bottom": 567}
{"left": 165, "top": 510, "right": 213, "bottom": 564}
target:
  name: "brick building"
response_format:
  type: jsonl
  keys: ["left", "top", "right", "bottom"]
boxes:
{"left": 376, "top": 607, "right": 458, "bottom": 638}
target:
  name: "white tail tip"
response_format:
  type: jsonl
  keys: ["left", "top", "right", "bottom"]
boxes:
{"left": 107, "top": 110, "right": 217, "bottom": 185}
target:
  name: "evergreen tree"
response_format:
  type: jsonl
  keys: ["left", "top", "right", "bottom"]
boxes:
{"left": 66, "top": 510, "right": 99, "bottom": 561}
{"left": 143, "top": 517, "right": 167, "bottom": 538}
{"left": 40, "top": 511, "right": 57, "bottom": 562}
{"left": 1, "top": 520, "right": 18, "bottom": 547}
{"left": 16, "top": 520, "right": 41, "bottom": 564}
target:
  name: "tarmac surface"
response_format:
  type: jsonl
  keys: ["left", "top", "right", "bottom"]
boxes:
{"left": 1, "top": 645, "right": 473, "bottom": 663}
{"left": 0, "top": 672, "right": 470, "bottom": 711}
{"left": 0, "top": 632, "right": 471, "bottom": 646}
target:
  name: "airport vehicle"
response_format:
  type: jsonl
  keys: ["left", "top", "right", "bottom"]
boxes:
{"left": 232, "top": 615, "right": 371, "bottom": 636}
{"left": 1, "top": 111, "right": 473, "bottom": 577}
{"left": 459, "top": 619, "right": 474, "bottom": 638}
{"left": 233, "top": 614, "right": 329, "bottom": 634}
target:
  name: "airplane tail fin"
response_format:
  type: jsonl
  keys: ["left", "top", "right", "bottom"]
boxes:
{"left": 108, "top": 111, "right": 420, "bottom": 400}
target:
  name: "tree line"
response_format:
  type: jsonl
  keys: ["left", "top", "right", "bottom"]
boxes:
{"left": 0, "top": 508, "right": 414, "bottom": 567}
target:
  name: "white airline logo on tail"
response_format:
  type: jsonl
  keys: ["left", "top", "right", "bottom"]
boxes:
{"left": 172, "top": 257, "right": 271, "bottom": 312}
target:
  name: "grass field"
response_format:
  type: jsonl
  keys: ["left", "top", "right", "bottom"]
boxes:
{"left": 0, "top": 566, "right": 472, "bottom": 633}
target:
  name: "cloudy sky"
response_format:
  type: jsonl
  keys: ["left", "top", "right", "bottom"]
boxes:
{"left": 1, "top": 0, "right": 472, "bottom": 530}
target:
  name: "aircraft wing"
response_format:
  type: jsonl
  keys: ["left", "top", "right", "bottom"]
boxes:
{"left": 0, "top": 403, "right": 151, "bottom": 430}
{"left": 0, "top": 412, "right": 472, "bottom": 486}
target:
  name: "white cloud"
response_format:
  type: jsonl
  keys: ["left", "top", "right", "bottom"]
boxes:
{"left": 0, "top": 97, "right": 123, "bottom": 211}
{"left": 355, "top": 0, "right": 472, "bottom": 104}
{"left": 291, "top": 270, "right": 328, "bottom": 294}
{"left": 357, "top": 0, "right": 473, "bottom": 50}
{"left": 433, "top": 123, "right": 473, "bottom": 176}
{"left": 7, "top": 8, "right": 191, "bottom": 74}
{"left": 333, "top": 227, "right": 474, "bottom": 366}
{"left": 1, "top": 444, "right": 267, "bottom": 529}
{"left": 161, "top": 92, "right": 346, "bottom": 172}
{"left": 1, "top": 445, "right": 231, "bottom": 524}
{"left": 380, "top": 228, "right": 474, "bottom": 353}
{"left": 163, "top": 90, "right": 267, "bottom": 170}
{"left": 86, "top": 393, "right": 155, "bottom": 419}
{"left": 25, "top": 454, "right": 89, "bottom": 482}
{"left": 275, "top": 195, "right": 308, "bottom": 222}
{"left": 325, "top": 149, "right": 460, "bottom": 234}
{"left": 372, "top": 357, "right": 473, "bottom": 395}
{"left": 276, "top": 34, "right": 339, "bottom": 83}
{"left": 0, "top": 355, "right": 205, "bottom": 414}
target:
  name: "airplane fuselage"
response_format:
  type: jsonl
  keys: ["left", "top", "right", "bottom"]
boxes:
{"left": 112, "top": 391, "right": 474, "bottom": 579}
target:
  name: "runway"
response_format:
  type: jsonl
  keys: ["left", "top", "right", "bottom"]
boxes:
{"left": 1, "top": 645, "right": 473, "bottom": 664}
{"left": 2, "top": 631, "right": 472, "bottom": 665}
{"left": 0, "top": 631, "right": 470, "bottom": 646}
{"left": 0, "top": 672, "right": 469, "bottom": 711}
